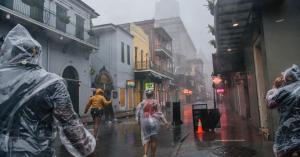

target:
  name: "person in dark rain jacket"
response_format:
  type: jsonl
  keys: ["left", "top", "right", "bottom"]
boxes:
{"left": 266, "top": 65, "right": 300, "bottom": 157}
{"left": 0, "top": 24, "right": 95, "bottom": 157}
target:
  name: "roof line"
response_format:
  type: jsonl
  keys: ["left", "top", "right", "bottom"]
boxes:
{"left": 93, "top": 23, "right": 133, "bottom": 38}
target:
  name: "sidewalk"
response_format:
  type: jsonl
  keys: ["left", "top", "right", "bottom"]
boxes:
{"left": 175, "top": 104, "right": 274, "bottom": 157}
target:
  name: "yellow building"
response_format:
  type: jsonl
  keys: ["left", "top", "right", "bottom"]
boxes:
{"left": 120, "top": 23, "right": 150, "bottom": 108}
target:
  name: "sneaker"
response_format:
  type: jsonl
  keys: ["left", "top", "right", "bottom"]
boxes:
{"left": 143, "top": 155, "right": 147, "bottom": 157}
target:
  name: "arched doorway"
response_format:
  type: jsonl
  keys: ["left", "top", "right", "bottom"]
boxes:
{"left": 62, "top": 66, "right": 79, "bottom": 114}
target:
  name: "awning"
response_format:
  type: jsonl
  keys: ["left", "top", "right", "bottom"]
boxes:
{"left": 215, "top": 0, "right": 254, "bottom": 53}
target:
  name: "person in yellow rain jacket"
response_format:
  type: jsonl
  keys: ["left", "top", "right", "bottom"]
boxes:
{"left": 85, "top": 88, "right": 112, "bottom": 137}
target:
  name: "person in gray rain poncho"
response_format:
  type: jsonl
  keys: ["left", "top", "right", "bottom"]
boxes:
{"left": 0, "top": 24, "right": 95, "bottom": 157}
{"left": 266, "top": 64, "right": 300, "bottom": 157}
{"left": 135, "top": 90, "right": 170, "bottom": 157}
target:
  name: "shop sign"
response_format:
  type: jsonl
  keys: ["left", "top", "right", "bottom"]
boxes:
{"left": 183, "top": 89, "right": 193, "bottom": 95}
{"left": 216, "top": 88, "right": 225, "bottom": 94}
{"left": 127, "top": 80, "right": 135, "bottom": 87}
{"left": 145, "top": 83, "right": 154, "bottom": 90}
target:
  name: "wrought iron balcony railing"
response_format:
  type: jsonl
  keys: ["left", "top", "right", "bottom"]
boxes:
{"left": 135, "top": 61, "right": 174, "bottom": 79}
{"left": 154, "top": 43, "right": 172, "bottom": 58}
{"left": 0, "top": 0, "right": 96, "bottom": 46}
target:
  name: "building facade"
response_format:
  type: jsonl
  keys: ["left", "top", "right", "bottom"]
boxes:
{"left": 91, "top": 24, "right": 134, "bottom": 111}
{"left": 120, "top": 23, "right": 151, "bottom": 107}
{"left": 131, "top": 20, "right": 174, "bottom": 105}
{"left": 155, "top": 17, "right": 205, "bottom": 103}
{"left": 0, "top": 0, "right": 99, "bottom": 115}
{"left": 213, "top": 0, "right": 300, "bottom": 139}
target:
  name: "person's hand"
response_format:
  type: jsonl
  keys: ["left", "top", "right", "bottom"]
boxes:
{"left": 165, "top": 122, "right": 172, "bottom": 130}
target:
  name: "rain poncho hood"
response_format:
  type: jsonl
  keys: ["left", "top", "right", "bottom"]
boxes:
{"left": 0, "top": 24, "right": 41, "bottom": 66}
{"left": 0, "top": 25, "right": 95, "bottom": 157}
{"left": 95, "top": 88, "right": 104, "bottom": 95}
{"left": 266, "top": 64, "right": 300, "bottom": 156}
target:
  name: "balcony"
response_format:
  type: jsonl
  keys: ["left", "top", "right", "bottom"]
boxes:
{"left": 135, "top": 61, "right": 174, "bottom": 79}
{"left": 0, "top": 0, "right": 97, "bottom": 49}
{"left": 155, "top": 43, "right": 172, "bottom": 59}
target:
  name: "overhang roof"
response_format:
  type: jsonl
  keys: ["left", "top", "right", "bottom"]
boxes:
{"left": 215, "top": 0, "right": 254, "bottom": 53}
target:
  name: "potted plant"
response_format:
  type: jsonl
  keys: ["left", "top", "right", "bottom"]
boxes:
{"left": 208, "top": 24, "right": 215, "bottom": 36}
{"left": 205, "top": 0, "right": 215, "bottom": 16}
{"left": 209, "top": 39, "right": 216, "bottom": 48}
{"left": 59, "top": 16, "right": 70, "bottom": 24}
{"left": 90, "top": 67, "right": 96, "bottom": 76}
{"left": 88, "top": 30, "right": 95, "bottom": 36}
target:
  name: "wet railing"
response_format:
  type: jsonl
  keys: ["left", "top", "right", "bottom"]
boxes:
{"left": 135, "top": 61, "right": 174, "bottom": 78}
{"left": 155, "top": 43, "right": 172, "bottom": 58}
{"left": 0, "top": 0, "right": 96, "bottom": 46}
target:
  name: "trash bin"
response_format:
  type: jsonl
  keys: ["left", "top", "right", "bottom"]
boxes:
{"left": 172, "top": 102, "right": 182, "bottom": 125}
{"left": 192, "top": 103, "right": 221, "bottom": 132}
{"left": 192, "top": 103, "right": 209, "bottom": 132}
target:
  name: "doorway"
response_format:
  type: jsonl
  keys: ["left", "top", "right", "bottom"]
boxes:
{"left": 62, "top": 66, "right": 79, "bottom": 114}
{"left": 253, "top": 37, "right": 268, "bottom": 128}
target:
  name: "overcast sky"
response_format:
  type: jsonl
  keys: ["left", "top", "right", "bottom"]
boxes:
{"left": 82, "top": 0, "right": 215, "bottom": 64}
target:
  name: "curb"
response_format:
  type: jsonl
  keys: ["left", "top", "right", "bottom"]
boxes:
{"left": 171, "top": 131, "right": 191, "bottom": 157}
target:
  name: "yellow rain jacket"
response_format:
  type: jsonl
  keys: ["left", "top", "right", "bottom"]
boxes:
{"left": 84, "top": 89, "right": 112, "bottom": 113}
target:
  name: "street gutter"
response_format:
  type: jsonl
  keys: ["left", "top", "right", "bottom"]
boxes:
{"left": 171, "top": 131, "right": 191, "bottom": 157}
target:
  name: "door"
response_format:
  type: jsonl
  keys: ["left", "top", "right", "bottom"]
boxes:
{"left": 62, "top": 66, "right": 79, "bottom": 114}
{"left": 30, "top": 0, "right": 44, "bottom": 22}
{"left": 56, "top": 4, "right": 67, "bottom": 32}
{"left": 76, "top": 15, "right": 84, "bottom": 40}
{"left": 119, "top": 88, "right": 126, "bottom": 108}
{"left": 253, "top": 38, "right": 268, "bottom": 128}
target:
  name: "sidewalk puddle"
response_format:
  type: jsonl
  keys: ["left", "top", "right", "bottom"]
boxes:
{"left": 213, "top": 145, "right": 256, "bottom": 157}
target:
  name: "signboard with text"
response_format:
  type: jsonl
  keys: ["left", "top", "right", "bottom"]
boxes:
{"left": 126, "top": 80, "right": 135, "bottom": 87}
{"left": 145, "top": 83, "right": 154, "bottom": 90}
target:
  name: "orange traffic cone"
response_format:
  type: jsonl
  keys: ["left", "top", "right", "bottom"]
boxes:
{"left": 197, "top": 118, "right": 204, "bottom": 134}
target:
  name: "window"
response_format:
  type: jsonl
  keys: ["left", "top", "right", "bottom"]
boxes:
{"left": 127, "top": 45, "right": 130, "bottom": 65}
{"left": 141, "top": 50, "right": 144, "bottom": 62}
{"left": 30, "top": 0, "right": 45, "bottom": 22}
{"left": 121, "top": 42, "right": 125, "bottom": 63}
{"left": 135, "top": 47, "right": 138, "bottom": 66}
{"left": 76, "top": 15, "right": 84, "bottom": 40}
{"left": 56, "top": 4, "right": 67, "bottom": 32}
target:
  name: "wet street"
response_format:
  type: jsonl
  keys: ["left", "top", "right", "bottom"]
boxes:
{"left": 56, "top": 103, "right": 274, "bottom": 157}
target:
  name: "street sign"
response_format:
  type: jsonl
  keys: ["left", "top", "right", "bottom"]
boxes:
{"left": 145, "top": 83, "right": 154, "bottom": 90}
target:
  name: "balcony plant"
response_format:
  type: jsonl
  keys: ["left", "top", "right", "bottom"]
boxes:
{"left": 88, "top": 30, "right": 95, "bottom": 36}
{"left": 59, "top": 15, "right": 70, "bottom": 24}
{"left": 205, "top": 0, "right": 215, "bottom": 16}
{"left": 208, "top": 24, "right": 215, "bottom": 36}
{"left": 209, "top": 39, "right": 216, "bottom": 48}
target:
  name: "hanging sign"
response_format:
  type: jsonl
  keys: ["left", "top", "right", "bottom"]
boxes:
{"left": 145, "top": 83, "right": 154, "bottom": 90}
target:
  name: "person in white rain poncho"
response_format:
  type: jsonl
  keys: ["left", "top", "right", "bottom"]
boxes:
{"left": 0, "top": 24, "right": 95, "bottom": 157}
{"left": 136, "top": 90, "right": 170, "bottom": 157}
{"left": 266, "top": 64, "right": 300, "bottom": 157}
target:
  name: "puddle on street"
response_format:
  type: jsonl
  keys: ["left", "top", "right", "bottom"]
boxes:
{"left": 213, "top": 145, "right": 256, "bottom": 157}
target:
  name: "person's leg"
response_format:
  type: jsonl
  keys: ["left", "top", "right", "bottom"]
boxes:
{"left": 94, "top": 117, "right": 101, "bottom": 138}
{"left": 109, "top": 104, "right": 115, "bottom": 121}
{"left": 144, "top": 142, "right": 150, "bottom": 156}
{"left": 104, "top": 106, "right": 109, "bottom": 122}
{"left": 150, "top": 136, "right": 157, "bottom": 157}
